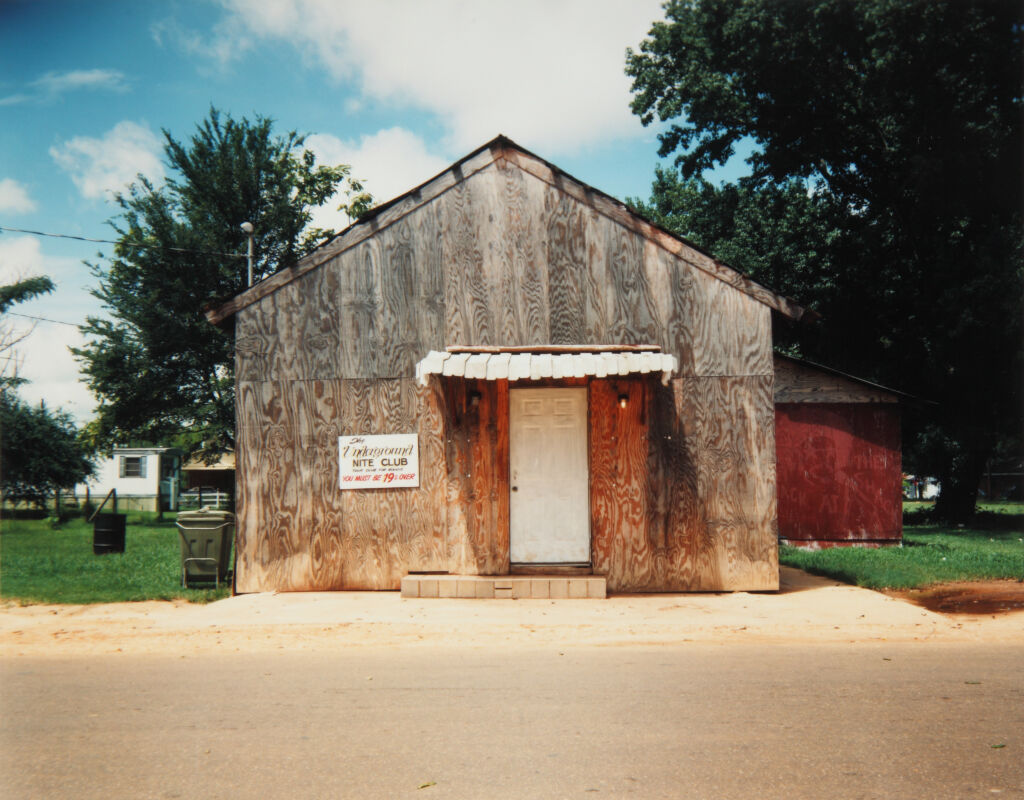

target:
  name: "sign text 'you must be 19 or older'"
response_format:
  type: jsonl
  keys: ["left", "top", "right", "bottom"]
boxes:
{"left": 338, "top": 434, "right": 420, "bottom": 489}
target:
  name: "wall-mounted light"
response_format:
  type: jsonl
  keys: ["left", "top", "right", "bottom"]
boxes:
{"left": 469, "top": 390, "right": 481, "bottom": 408}
{"left": 618, "top": 393, "right": 629, "bottom": 409}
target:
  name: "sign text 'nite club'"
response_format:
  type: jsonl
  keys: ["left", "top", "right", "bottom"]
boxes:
{"left": 338, "top": 434, "right": 420, "bottom": 489}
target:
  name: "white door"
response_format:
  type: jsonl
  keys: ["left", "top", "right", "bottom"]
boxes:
{"left": 509, "top": 387, "right": 590, "bottom": 564}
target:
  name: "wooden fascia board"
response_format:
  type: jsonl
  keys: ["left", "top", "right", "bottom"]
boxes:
{"left": 499, "top": 147, "right": 809, "bottom": 322}
{"left": 205, "top": 140, "right": 504, "bottom": 326}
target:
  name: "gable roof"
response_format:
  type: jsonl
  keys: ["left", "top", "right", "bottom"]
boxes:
{"left": 773, "top": 352, "right": 918, "bottom": 404}
{"left": 206, "top": 135, "right": 811, "bottom": 326}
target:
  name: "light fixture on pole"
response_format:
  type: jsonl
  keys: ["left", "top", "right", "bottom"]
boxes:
{"left": 240, "top": 221, "right": 255, "bottom": 286}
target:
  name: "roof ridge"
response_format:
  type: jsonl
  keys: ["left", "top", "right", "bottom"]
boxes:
{"left": 206, "top": 136, "right": 810, "bottom": 326}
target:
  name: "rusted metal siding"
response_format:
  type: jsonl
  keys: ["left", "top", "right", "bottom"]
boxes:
{"left": 775, "top": 403, "right": 902, "bottom": 546}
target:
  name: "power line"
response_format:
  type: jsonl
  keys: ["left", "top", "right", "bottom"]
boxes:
{"left": 7, "top": 312, "right": 80, "bottom": 328}
{"left": 0, "top": 225, "right": 246, "bottom": 259}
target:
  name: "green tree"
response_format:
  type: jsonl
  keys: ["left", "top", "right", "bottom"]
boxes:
{"left": 627, "top": 0, "right": 1023, "bottom": 519}
{"left": 74, "top": 109, "right": 371, "bottom": 461}
{"left": 0, "top": 391, "right": 93, "bottom": 510}
{"left": 0, "top": 276, "right": 55, "bottom": 313}
{"left": 0, "top": 275, "right": 55, "bottom": 384}
{"left": 0, "top": 274, "right": 90, "bottom": 514}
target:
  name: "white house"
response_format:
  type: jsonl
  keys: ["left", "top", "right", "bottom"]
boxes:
{"left": 74, "top": 446, "right": 182, "bottom": 512}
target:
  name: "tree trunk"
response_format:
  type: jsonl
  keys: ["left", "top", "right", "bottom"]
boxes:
{"left": 55, "top": 487, "right": 66, "bottom": 522}
{"left": 934, "top": 448, "right": 986, "bottom": 522}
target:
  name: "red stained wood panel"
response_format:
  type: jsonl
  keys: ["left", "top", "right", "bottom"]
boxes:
{"left": 444, "top": 378, "right": 510, "bottom": 575}
{"left": 590, "top": 378, "right": 660, "bottom": 589}
{"left": 776, "top": 403, "right": 902, "bottom": 543}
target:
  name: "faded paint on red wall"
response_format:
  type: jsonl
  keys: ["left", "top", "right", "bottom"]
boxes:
{"left": 775, "top": 403, "right": 902, "bottom": 545}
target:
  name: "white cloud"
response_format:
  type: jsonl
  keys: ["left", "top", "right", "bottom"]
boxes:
{"left": 215, "top": 0, "right": 662, "bottom": 154}
{"left": 0, "top": 236, "right": 95, "bottom": 423}
{"left": 5, "top": 321, "right": 94, "bottom": 424}
{"left": 1, "top": 238, "right": 40, "bottom": 285}
{"left": 1, "top": 69, "right": 128, "bottom": 105}
{"left": 150, "top": 17, "right": 253, "bottom": 67}
{"left": 0, "top": 93, "right": 30, "bottom": 107}
{"left": 305, "top": 128, "right": 450, "bottom": 230}
{"left": 0, "top": 178, "right": 36, "bottom": 213}
{"left": 31, "top": 69, "right": 128, "bottom": 96}
{"left": 50, "top": 121, "right": 164, "bottom": 201}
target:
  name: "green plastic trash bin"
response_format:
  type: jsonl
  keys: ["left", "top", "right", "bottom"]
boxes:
{"left": 175, "top": 508, "right": 234, "bottom": 588}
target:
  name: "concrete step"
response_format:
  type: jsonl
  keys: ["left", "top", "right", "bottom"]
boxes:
{"left": 401, "top": 574, "right": 606, "bottom": 599}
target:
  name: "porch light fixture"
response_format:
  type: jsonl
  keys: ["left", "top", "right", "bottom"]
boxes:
{"left": 618, "top": 394, "right": 629, "bottom": 409}
{"left": 468, "top": 390, "right": 481, "bottom": 407}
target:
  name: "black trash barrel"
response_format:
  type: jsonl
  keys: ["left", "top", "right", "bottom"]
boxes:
{"left": 93, "top": 512, "right": 126, "bottom": 554}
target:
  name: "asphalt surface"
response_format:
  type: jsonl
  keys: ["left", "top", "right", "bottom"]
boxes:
{"left": 2, "top": 642, "right": 1022, "bottom": 799}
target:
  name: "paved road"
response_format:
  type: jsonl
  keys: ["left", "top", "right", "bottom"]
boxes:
{"left": 2, "top": 642, "right": 1021, "bottom": 799}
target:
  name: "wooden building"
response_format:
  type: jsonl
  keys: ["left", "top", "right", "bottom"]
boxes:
{"left": 208, "top": 136, "right": 815, "bottom": 594}
{"left": 180, "top": 452, "right": 235, "bottom": 510}
{"left": 774, "top": 354, "right": 904, "bottom": 548}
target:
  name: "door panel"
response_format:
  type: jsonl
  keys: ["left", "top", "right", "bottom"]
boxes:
{"left": 509, "top": 387, "right": 589, "bottom": 563}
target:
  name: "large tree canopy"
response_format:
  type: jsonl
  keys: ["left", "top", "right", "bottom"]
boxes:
{"left": 0, "top": 275, "right": 89, "bottom": 509}
{"left": 627, "top": 0, "right": 1023, "bottom": 518}
{"left": 0, "top": 392, "right": 93, "bottom": 509}
{"left": 74, "top": 109, "right": 371, "bottom": 461}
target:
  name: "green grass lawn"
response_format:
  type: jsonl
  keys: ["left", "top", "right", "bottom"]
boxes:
{"left": 903, "top": 500, "right": 1024, "bottom": 515}
{"left": 1, "top": 513, "right": 230, "bottom": 605}
{"left": 780, "top": 525, "right": 1024, "bottom": 590}
{"left": 978, "top": 501, "right": 1024, "bottom": 514}
{"left": 3, "top": 513, "right": 1022, "bottom": 604}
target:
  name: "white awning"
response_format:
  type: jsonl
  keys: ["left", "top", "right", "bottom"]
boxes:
{"left": 415, "top": 346, "right": 677, "bottom": 386}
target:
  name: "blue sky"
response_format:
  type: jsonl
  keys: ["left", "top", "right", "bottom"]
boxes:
{"left": 0, "top": 0, "right": 745, "bottom": 424}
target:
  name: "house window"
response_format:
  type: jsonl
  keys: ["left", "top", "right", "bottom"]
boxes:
{"left": 120, "top": 456, "right": 147, "bottom": 478}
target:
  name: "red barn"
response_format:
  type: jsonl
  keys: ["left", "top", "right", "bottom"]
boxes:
{"left": 774, "top": 354, "right": 904, "bottom": 548}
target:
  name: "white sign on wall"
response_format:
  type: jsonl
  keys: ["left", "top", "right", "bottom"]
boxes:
{"left": 338, "top": 434, "right": 419, "bottom": 490}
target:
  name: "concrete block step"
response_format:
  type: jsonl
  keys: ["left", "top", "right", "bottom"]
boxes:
{"left": 401, "top": 574, "right": 606, "bottom": 600}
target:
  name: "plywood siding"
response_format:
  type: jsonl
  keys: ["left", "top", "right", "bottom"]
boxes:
{"left": 235, "top": 379, "right": 346, "bottom": 592}
{"left": 589, "top": 378, "right": 663, "bottom": 590}
{"left": 591, "top": 376, "right": 778, "bottom": 592}
{"left": 234, "top": 377, "right": 446, "bottom": 592}
{"left": 235, "top": 267, "right": 343, "bottom": 382}
{"left": 240, "top": 159, "right": 771, "bottom": 382}
{"left": 234, "top": 157, "right": 777, "bottom": 592}
{"left": 436, "top": 160, "right": 771, "bottom": 372}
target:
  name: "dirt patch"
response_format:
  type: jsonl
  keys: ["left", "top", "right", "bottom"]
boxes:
{"left": 4, "top": 568, "right": 1023, "bottom": 658}
{"left": 890, "top": 580, "right": 1024, "bottom": 615}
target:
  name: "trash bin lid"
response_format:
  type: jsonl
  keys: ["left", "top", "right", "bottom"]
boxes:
{"left": 176, "top": 508, "right": 235, "bottom": 523}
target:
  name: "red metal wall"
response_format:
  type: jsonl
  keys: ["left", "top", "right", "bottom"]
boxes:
{"left": 775, "top": 403, "right": 902, "bottom": 545}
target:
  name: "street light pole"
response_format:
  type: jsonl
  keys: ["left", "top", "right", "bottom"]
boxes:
{"left": 240, "top": 221, "right": 255, "bottom": 286}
